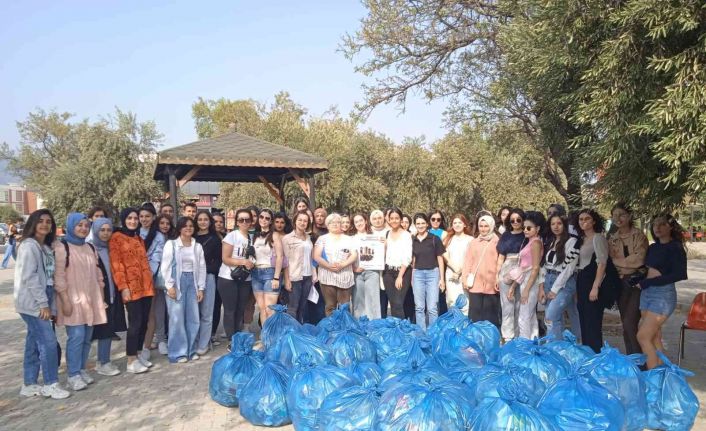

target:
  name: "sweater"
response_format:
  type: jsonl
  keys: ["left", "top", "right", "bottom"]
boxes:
{"left": 639, "top": 240, "right": 687, "bottom": 289}
{"left": 13, "top": 238, "right": 51, "bottom": 316}
{"left": 462, "top": 235, "right": 500, "bottom": 295}
{"left": 109, "top": 231, "right": 155, "bottom": 301}
{"left": 195, "top": 232, "right": 223, "bottom": 275}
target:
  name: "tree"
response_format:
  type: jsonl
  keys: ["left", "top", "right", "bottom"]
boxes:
{"left": 1, "top": 109, "right": 163, "bottom": 222}
{"left": 0, "top": 205, "right": 21, "bottom": 222}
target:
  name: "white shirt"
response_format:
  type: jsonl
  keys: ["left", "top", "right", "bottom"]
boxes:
{"left": 179, "top": 243, "right": 195, "bottom": 272}
{"left": 315, "top": 233, "right": 356, "bottom": 288}
{"left": 301, "top": 239, "right": 313, "bottom": 277}
{"left": 253, "top": 236, "right": 273, "bottom": 268}
{"left": 446, "top": 234, "right": 473, "bottom": 272}
{"left": 218, "top": 230, "right": 254, "bottom": 280}
{"left": 384, "top": 229, "right": 413, "bottom": 268}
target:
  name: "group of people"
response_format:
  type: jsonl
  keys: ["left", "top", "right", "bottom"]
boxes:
{"left": 12, "top": 198, "right": 688, "bottom": 401}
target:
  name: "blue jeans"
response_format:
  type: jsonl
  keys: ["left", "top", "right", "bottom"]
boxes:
{"left": 287, "top": 276, "right": 313, "bottom": 323}
{"left": 196, "top": 273, "right": 216, "bottom": 352}
{"left": 65, "top": 324, "right": 94, "bottom": 377}
{"left": 1, "top": 240, "right": 16, "bottom": 268}
{"left": 166, "top": 272, "right": 200, "bottom": 362}
{"left": 97, "top": 338, "right": 112, "bottom": 365}
{"left": 543, "top": 272, "right": 581, "bottom": 341}
{"left": 20, "top": 313, "right": 60, "bottom": 385}
{"left": 251, "top": 267, "right": 278, "bottom": 295}
{"left": 412, "top": 268, "right": 440, "bottom": 331}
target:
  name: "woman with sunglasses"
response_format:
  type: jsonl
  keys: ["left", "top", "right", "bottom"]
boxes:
{"left": 217, "top": 209, "right": 255, "bottom": 349}
{"left": 637, "top": 214, "right": 687, "bottom": 369}
{"left": 252, "top": 209, "right": 284, "bottom": 325}
{"left": 412, "top": 212, "right": 446, "bottom": 330}
{"left": 496, "top": 208, "right": 526, "bottom": 342}
{"left": 428, "top": 210, "right": 447, "bottom": 241}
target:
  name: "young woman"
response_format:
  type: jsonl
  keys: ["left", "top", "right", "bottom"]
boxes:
{"left": 139, "top": 204, "right": 166, "bottom": 362}
{"left": 210, "top": 212, "right": 227, "bottom": 342}
{"left": 636, "top": 214, "right": 687, "bottom": 369}
{"left": 370, "top": 209, "right": 390, "bottom": 317}
{"left": 351, "top": 212, "right": 381, "bottom": 319}
{"left": 251, "top": 208, "right": 284, "bottom": 324}
{"left": 381, "top": 209, "right": 413, "bottom": 319}
{"left": 2, "top": 218, "right": 18, "bottom": 268}
{"left": 442, "top": 214, "right": 473, "bottom": 314}
{"left": 273, "top": 212, "right": 292, "bottom": 236}
{"left": 282, "top": 211, "right": 315, "bottom": 323}
{"left": 212, "top": 213, "right": 227, "bottom": 236}
{"left": 607, "top": 203, "right": 648, "bottom": 355}
{"left": 497, "top": 206, "right": 511, "bottom": 235}
{"left": 290, "top": 197, "right": 310, "bottom": 220}
{"left": 538, "top": 215, "right": 581, "bottom": 340}
{"left": 575, "top": 208, "right": 609, "bottom": 353}
{"left": 89, "top": 218, "right": 127, "bottom": 377}
{"left": 217, "top": 208, "right": 255, "bottom": 350}
{"left": 340, "top": 214, "right": 352, "bottom": 235}
{"left": 54, "top": 213, "right": 107, "bottom": 391}
{"left": 156, "top": 215, "right": 176, "bottom": 240}
{"left": 194, "top": 210, "right": 222, "bottom": 355}
{"left": 314, "top": 213, "right": 358, "bottom": 316}
{"left": 462, "top": 215, "right": 500, "bottom": 326}
{"left": 161, "top": 217, "right": 206, "bottom": 363}
{"left": 496, "top": 208, "right": 526, "bottom": 342}
{"left": 109, "top": 208, "right": 155, "bottom": 374}
{"left": 412, "top": 213, "right": 446, "bottom": 330}
{"left": 15, "top": 209, "right": 70, "bottom": 399}
{"left": 428, "top": 210, "right": 447, "bottom": 240}
{"left": 401, "top": 214, "right": 413, "bottom": 234}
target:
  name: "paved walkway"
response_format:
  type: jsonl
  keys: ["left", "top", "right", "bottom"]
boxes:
{"left": 0, "top": 256, "right": 704, "bottom": 430}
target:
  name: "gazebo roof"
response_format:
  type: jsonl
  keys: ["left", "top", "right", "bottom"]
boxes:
{"left": 153, "top": 131, "right": 328, "bottom": 183}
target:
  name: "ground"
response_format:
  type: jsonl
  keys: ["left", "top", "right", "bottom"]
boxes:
{"left": 0, "top": 245, "right": 704, "bottom": 430}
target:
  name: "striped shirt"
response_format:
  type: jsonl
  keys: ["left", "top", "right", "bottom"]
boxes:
{"left": 315, "top": 233, "right": 356, "bottom": 288}
{"left": 540, "top": 236, "right": 579, "bottom": 293}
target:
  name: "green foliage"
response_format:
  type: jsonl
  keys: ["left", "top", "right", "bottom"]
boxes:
{"left": 0, "top": 205, "right": 21, "bottom": 223}
{"left": 2, "top": 109, "right": 163, "bottom": 223}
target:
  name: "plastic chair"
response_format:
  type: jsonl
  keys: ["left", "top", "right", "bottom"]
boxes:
{"left": 678, "top": 292, "right": 706, "bottom": 366}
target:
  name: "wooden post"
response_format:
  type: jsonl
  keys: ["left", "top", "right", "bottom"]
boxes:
{"left": 168, "top": 167, "right": 178, "bottom": 224}
{"left": 258, "top": 176, "right": 284, "bottom": 205}
{"left": 309, "top": 175, "right": 316, "bottom": 209}
{"left": 279, "top": 175, "right": 286, "bottom": 212}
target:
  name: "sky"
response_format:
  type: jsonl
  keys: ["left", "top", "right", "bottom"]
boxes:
{"left": 0, "top": 0, "right": 449, "bottom": 152}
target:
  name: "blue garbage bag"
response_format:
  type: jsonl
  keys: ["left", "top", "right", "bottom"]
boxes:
{"left": 261, "top": 304, "right": 302, "bottom": 350}
{"left": 498, "top": 344, "right": 570, "bottom": 387}
{"left": 644, "top": 351, "right": 700, "bottom": 431}
{"left": 427, "top": 295, "right": 470, "bottom": 340}
{"left": 468, "top": 379, "right": 559, "bottom": 430}
{"left": 497, "top": 336, "right": 543, "bottom": 361}
{"left": 543, "top": 330, "right": 594, "bottom": 367}
{"left": 348, "top": 361, "right": 383, "bottom": 387}
{"left": 208, "top": 333, "right": 264, "bottom": 407}
{"left": 300, "top": 323, "right": 321, "bottom": 337}
{"left": 319, "top": 384, "right": 383, "bottom": 431}
{"left": 358, "top": 315, "right": 372, "bottom": 335}
{"left": 379, "top": 358, "right": 449, "bottom": 390}
{"left": 239, "top": 360, "right": 291, "bottom": 426}
{"left": 380, "top": 337, "right": 430, "bottom": 372}
{"left": 317, "top": 303, "right": 360, "bottom": 337}
{"left": 431, "top": 326, "right": 486, "bottom": 371}
{"left": 462, "top": 320, "right": 501, "bottom": 357}
{"left": 368, "top": 320, "right": 417, "bottom": 363}
{"left": 287, "top": 353, "right": 355, "bottom": 431}
{"left": 265, "top": 328, "right": 332, "bottom": 368}
{"left": 471, "top": 364, "right": 547, "bottom": 407}
{"left": 538, "top": 372, "right": 626, "bottom": 431}
{"left": 578, "top": 343, "right": 647, "bottom": 431}
{"left": 373, "top": 378, "right": 475, "bottom": 430}
{"left": 326, "top": 328, "right": 377, "bottom": 367}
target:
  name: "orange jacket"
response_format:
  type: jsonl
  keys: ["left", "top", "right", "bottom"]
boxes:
{"left": 109, "top": 231, "right": 154, "bottom": 301}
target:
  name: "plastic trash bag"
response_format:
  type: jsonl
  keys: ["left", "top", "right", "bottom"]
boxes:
{"left": 348, "top": 361, "right": 384, "bottom": 387}
{"left": 286, "top": 353, "right": 354, "bottom": 431}
{"left": 326, "top": 328, "right": 377, "bottom": 367}
{"left": 261, "top": 304, "right": 302, "bottom": 350}
{"left": 543, "top": 330, "right": 594, "bottom": 367}
{"left": 578, "top": 343, "right": 647, "bottom": 431}
{"left": 462, "top": 319, "right": 501, "bottom": 357}
{"left": 380, "top": 337, "right": 430, "bottom": 372}
{"left": 498, "top": 343, "right": 570, "bottom": 387}
{"left": 644, "top": 351, "right": 700, "bottom": 431}
{"left": 471, "top": 364, "right": 547, "bottom": 407}
{"left": 373, "top": 377, "right": 475, "bottom": 431}
{"left": 468, "top": 379, "right": 559, "bottom": 430}
{"left": 265, "top": 328, "right": 332, "bottom": 368}
{"left": 379, "top": 358, "right": 449, "bottom": 390}
{"left": 368, "top": 320, "right": 418, "bottom": 363}
{"left": 318, "top": 384, "right": 383, "bottom": 431}
{"left": 538, "top": 372, "right": 626, "bottom": 431}
{"left": 431, "top": 326, "right": 486, "bottom": 371}
{"left": 427, "top": 295, "right": 470, "bottom": 340}
{"left": 208, "top": 333, "right": 264, "bottom": 407}
{"left": 239, "top": 360, "right": 291, "bottom": 426}
{"left": 317, "top": 303, "right": 360, "bottom": 337}
{"left": 300, "top": 323, "right": 321, "bottom": 337}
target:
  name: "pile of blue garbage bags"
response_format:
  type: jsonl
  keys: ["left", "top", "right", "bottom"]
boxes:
{"left": 209, "top": 299, "right": 700, "bottom": 431}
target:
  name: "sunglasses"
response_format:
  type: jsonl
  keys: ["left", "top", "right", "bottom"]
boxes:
{"left": 511, "top": 218, "right": 522, "bottom": 223}
{"left": 259, "top": 215, "right": 271, "bottom": 221}
{"left": 524, "top": 225, "right": 535, "bottom": 231}
{"left": 237, "top": 218, "right": 251, "bottom": 223}
{"left": 431, "top": 217, "right": 441, "bottom": 222}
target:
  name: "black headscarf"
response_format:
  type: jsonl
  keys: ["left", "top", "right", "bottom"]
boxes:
{"left": 119, "top": 207, "right": 140, "bottom": 237}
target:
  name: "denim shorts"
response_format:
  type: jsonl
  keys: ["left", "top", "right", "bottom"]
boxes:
{"left": 251, "top": 267, "right": 279, "bottom": 295}
{"left": 640, "top": 283, "right": 677, "bottom": 317}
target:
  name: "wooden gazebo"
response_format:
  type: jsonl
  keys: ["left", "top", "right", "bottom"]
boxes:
{"left": 153, "top": 131, "right": 328, "bottom": 213}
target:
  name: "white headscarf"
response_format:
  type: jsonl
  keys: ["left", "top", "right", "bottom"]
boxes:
{"left": 478, "top": 215, "right": 496, "bottom": 241}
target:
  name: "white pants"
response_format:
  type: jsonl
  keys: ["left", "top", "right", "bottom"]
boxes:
{"left": 499, "top": 256, "right": 520, "bottom": 341}
{"left": 518, "top": 278, "right": 539, "bottom": 340}
{"left": 445, "top": 268, "right": 469, "bottom": 315}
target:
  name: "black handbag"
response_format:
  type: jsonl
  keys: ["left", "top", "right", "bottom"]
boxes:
{"left": 230, "top": 234, "right": 254, "bottom": 281}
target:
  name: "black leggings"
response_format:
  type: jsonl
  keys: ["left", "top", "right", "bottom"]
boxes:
{"left": 125, "top": 296, "right": 152, "bottom": 356}
{"left": 577, "top": 266, "right": 604, "bottom": 353}
{"left": 382, "top": 269, "right": 412, "bottom": 319}
{"left": 217, "top": 277, "right": 252, "bottom": 339}
{"left": 468, "top": 292, "right": 501, "bottom": 328}
{"left": 212, "top": 288, "right": 222, "bottom": 337}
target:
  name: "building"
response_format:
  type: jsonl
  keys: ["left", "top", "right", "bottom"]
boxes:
{"left": 181, "top": 181, "right": 220, "bottom": 210}
{"left": 0, "top": 184, "right": 39, "bottom": 217}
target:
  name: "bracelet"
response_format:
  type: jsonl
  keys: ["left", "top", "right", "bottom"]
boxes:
{"left": 273, "top": 277, "right": 279, "bottom": 281}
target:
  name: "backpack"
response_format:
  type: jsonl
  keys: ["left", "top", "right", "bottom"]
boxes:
{"left": 60, "top": 238, "right": 96, "bottom": 268}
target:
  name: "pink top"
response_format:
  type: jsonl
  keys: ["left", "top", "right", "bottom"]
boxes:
{"left": 54, "top": 241, "right": 107, "bottom": 327}
{"left": 519, "top": 236, "right": 543, "bottom": 270}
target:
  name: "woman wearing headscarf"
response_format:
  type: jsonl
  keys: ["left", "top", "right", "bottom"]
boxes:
{"left": 54, "top": 213, "right": 106, "bottom": 391}
{"left": 462, "top": 214, "right": 501, "bottom": 326}
{"left": 109, "top": 208, "right": 155, "bottom": 374}
{"left": 88, "top": 218, "right": 127, "bottom": 377}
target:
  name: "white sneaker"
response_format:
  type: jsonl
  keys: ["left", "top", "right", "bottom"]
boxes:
{"left": 68, "top": 375, "right": 87, "bottom": 391}
{"left": 195, "top": 347, "right": 209, "bottom": 356}
{"left": 176, "top": 357, "right": 188, "bottom": 363}
{"left": 79, "top": 370, "right": 94, "bottom": 384}
{"left": 96, "top": 362, "right": 121, "bottom": 376}
{"left": 41, "top": 383, "right": 70, "bottom": 399}
{"left": 19, "top": 384, "right": 42, "bottom": 397}
{"left": 138, "top": 350, "right": 153, "bottom": 368}
{"left": 126, "top": 360, "right": 148, "bottom": 374}
{"left": 140, "top": 348, "right": 151, "bottom": 361}
{"left": 191, "top": 353, "right": 200, "bottom": 361}
{"left": 158, "top": 341, "right": 168, "bottom": 355}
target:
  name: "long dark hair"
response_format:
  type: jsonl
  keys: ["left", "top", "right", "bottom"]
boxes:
{"left": 20, "top": 209, "right": 57, "bottom": 246}
{"left": 273, "top": 211, "right": 293, "bottom": 234}
{"left": 290, "top": 197, "right": 310, "bottom": 219}
{"left": 195, "top": 209, "right": 217, "bottom": 236}
{"left": 574, "top": 208, "right": 606, "bottom": 237}
{"left": 352, "top": 212, "right": 371, "bottom": 234}
{"left": 649, "top": 213, "right": 685, "bottom": 249}
{"left": 497, "top": 206, "right": 512, "bottom": 224}
{"left": 139, "top": 204, "right": 159, "bottom": 251}
{"left": 428, "top": 209, "right": 446, "bottom": 230}
{"left": 503, "top": 208, "right": 526, "bottom": 233}
{"left": 547, "top": 215, "right": 570, "bottom": 264}
{"left": 256, "top": 208, "right": 275, "bottom": 246}
{"left": 155, "top": 215, "right": 176, "bottom": 240}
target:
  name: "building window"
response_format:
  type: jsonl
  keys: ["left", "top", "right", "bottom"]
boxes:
{"left": 14, "top": 191, "right": 23, "bottom": 201}
{"left": 14, "top": 202, "right": 24, "bottom": 213}
{"left": 0, "top": 191, "right": 7, "bottom": 202}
